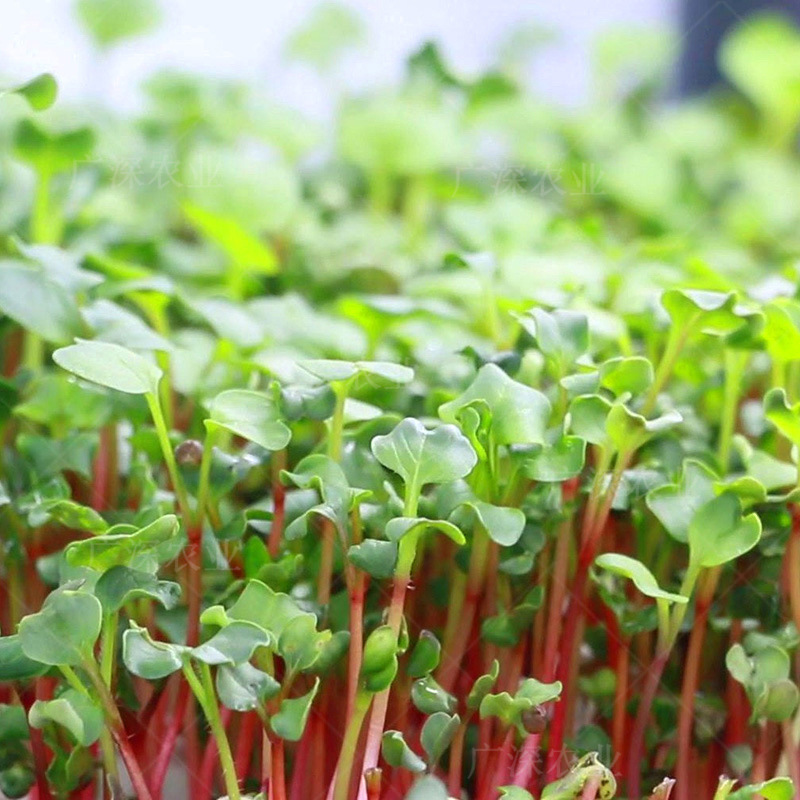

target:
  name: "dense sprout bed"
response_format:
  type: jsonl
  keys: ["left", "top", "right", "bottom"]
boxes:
{"left": 2, "top": 5, "right": 800, "bottom": 800}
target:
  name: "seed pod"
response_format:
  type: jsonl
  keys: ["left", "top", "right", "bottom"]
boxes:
{"left": 361, "top": 625, "right": 398, "bottom": 675}
{"left": 521, "top": 704, "right": 547, "bottom": 734}
{"left": 175, "top": 439, "right": 204, "bottom": 466}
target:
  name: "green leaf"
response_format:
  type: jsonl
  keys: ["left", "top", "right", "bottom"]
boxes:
{"left": 728, "top": 778, "right": 796, "bottom": 800}
{"left": 386, "top": 517, "right": 466, "bottom": 546}
{"left": 122, "top": 624, "right": 187, "bottom": 679}
{"left": 765, "top": 388, "right": 800, "bottom": 448}
{"left": 605, "top": 404, "right": 682, "bottom": 454}
{"left": 467, "top": 660, "right": 500, "bottom": 710}
{"left": 661, "top": 289, "right": 745, "bottom": 336}
{"left": 381, "top": 730, "right": 426, "bottom": 773}
{"left": 0, "top": 261, "right": 83, "bottom": 344}
{"left": 452, "top": 501, "right": 525, "bottom": 546}
{"left": 411, "top": 674, "right": 456, "bottom": 714}
{"left": 372, "top": 418, "right": 477, "bottom": 491}
{"left": 687, "top": 493, "right": 762, "bottom": 570}
{"left": 94, "top": 566, "right": 181, "bottom": 613}
{"left": 720, "top": 14, "right": 800, "bottom": 145}
{"left": 286, "top": 2, "right": 365, "bottom": 70}
{"left": 192, "top": 622, "right": 271, "bottom": 666}
{"left": 407, "top": 631, "right": 441, "bottom": 678}
{"left": 281, "top": 454, "right": 370, "bottom": 540}
{"left": 53, "top": 340, "right": 162, "bottom": 395}
{"left": 420, "top": 712, "right": 460, "bottom": 766}
{"left": 270, "top": 678, "right": 320, "bottom": 741}
{"left": 65, "top": 514, "right": 179, "bottom": 572}
{"left": 18, "top": 590, "right": 102, "bottom": 666}
{"left": 523, "top": 436, "right": 587, "bottom": 482}
{"left": 516, "top": 308, "right": 589, "bottom": 376}
{"left": 299, "top": 359, "right": 414, "bottom": 385}
{"left": 216, "top": 663, "right": 280, "bottom": 711}
{"left": 76, "top": 0, "right": 162, "bottom": 48}
{"left": 14, "top": 120, "right": 95, "bottom": 175}
{"left": 599, "top": 356, "right": 654, "bottom": 396}
{"left": 41, "top": 499, "right": 108, "bottom": 534}
{"left": 594, "top": 554, "right": 687, "bottom": 605}
{"left": 201, "top": 580, "right": 307, "bottom": 640}
{"left": 480, "top": 678, "right": 562, "bottom": 735}
{"left": 761, "top": 302, "right": 800, "bottom": 365}
{"left": 439, "top": 364, "right": 552, "bottom": 445}
{"left": 207, "top": 389, "right": 291, "bottom": 451}
{"left": 277, "top": 614, "right": 333, "bottom": 673}
{"left": 1, "top": 73, "right": 58, "bottom": 110}
{"left": 183, "top": 202, "right": 278, "bottom": 275}
{"left": 646, "top": 459, "right": 717, "bottom": 543}
{"left": 404, "top": 776, "right": 449, "bottom": 800}
{"left": 29, "top": 690, "right": 103, "bottom": 746}
{"left": 0, "top": 635, "right": 49, "bottom": 681}
{"left": 499, "top": 789, "right": 535, "bottom": 800}
{"left": 568, "top": 394, "right": 612, "bottom": 445}
{"left": 348, "top": 539, "right": 398, "bottom": 579}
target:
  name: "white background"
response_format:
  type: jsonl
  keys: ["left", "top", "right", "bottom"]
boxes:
{"left": 3, "top": 0, "right": 673, "bottom": 114}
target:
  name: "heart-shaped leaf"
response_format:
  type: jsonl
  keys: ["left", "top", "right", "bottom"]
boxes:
{"left": 439, "top": 364, "right": 551, "bottom": 445}
{"left": 2, "top": 73, "right": 58, "bottom": 110}
{"left": 728, "top": 778, "right": 795, "bottom": 800}
{"left": 420, "top": 712, "right": 460, "bottom": 766}
{"left": 385, "top": 517, "right": 466, "bottom": 546}
{"left": 516, "top": 308, "right": 589, "bottom": 376}
{"left": 216, "top": 663, "right": 280, "bottom": 711}
{"left": 53, "top": 340, "right": 162, "bottom": 395}
{"left": 407, "top": 631, "right": 441, "bottom": 678}
{"left": 372, "top": 418, "right": 477, "bottom": 493}
{"left": 270, "top": 678, "right": 320, "bottom": 741}
{"left": 594, "top": 553, "right": 687, "bottom": 605}
{"left": 411, "top": 674, "right": 456, "bottom": 714}
{"left": 299, "top": 359, "right": 414, "bottom": 385}
{"left": 404, "top": 775, "right": 449, "bottom": 800}
{"left": 765, "top": 388, "right": 800, "bottom": 449}
{"left": 29, "top": 690, "right": 103, "bottom": 746}
{"left": 451, "top": 501, "right": 525, "bottom": 546}
{"left": 207, "top": 389, "right": 291, "bottom": 451}
{"left": 382, "top": 730, "right": 426, "bottom": 773}
{"left": 523, "top": 435, "right": 587, "bottom": 482}
{"left": 348, "top": 539, "right": 398, "bottom": 579}
{"left": 0, "top": 635, "right": 49, "bottom": 681}
{"left": 192, "top": 622, "right": 271, "bottom": 666}
{"left": 688, "top": 493, "right": 761, "bottom": 570}
{"left": 18, "top": 590, "right": 102, "bottom": 666}
{"left": 646, "top": 460, "right": 717, "bottom": 543}
{"left": 0, "top": 261, "right": 83, "bottom": 344}
{"left": 64, "top": 514, "right": 180, "bottom": 572}
{"left": 122, "top": 624, "right": 188, "bottom": 679}
{"left": 94, "top": 566, "right": 181, "bottom": 613}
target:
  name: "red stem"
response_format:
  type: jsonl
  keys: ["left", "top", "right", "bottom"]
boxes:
{"left": 511, "top": 733, "right": 540, "bottom": 790}
{"left": 627, "top": 651, "right": 669, "bottom": 800}
{"left": 268, "top": 450, "right": 287, "bottom": 558}
{"left": 18, "top": 686, "right": 53, "bottom": 800}
{"left": 269, "top": 736, "right": 287, "bottom": 800}
{"left": 150, "top": 680, "right": 190, "bottom": 798}
{"left": 675, "top": 572, "right": 718, "bottom": 800}
{"left": 236, "top": 712, "right": 260, "bottom": 785}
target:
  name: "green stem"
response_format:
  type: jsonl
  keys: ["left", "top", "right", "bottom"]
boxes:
{"left": 643, "top": 322, "right": 693, "bottom": 416}
{"left": 718, "top": 350, "right": 746, "bottom": 469}
{"left": 81, "top": 658, "right": 154, "bottom": 800}
{"left": 146, "top": 391, "right": 191, "bottom": 519}
{"left": 332, "top": 690, "right": 373, "bottom": 800}
{"left": 328, "top": 383, "right": 348, "bottom": 461}
{"left": 31, "top": 170, "right": 53, "bottom": 243}
{"left": 195, "top": 429, "right": 216, "bottom": 529}
{"left": 198, "top": 662, "right": 242, "bottom": 800}
{"left": 100, "top": 613, "right": 118, "bottom": 687}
